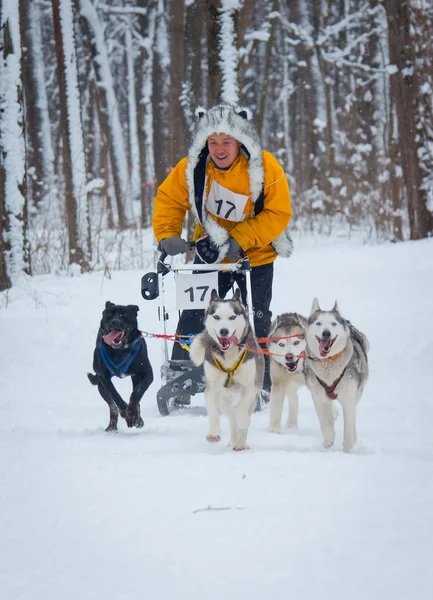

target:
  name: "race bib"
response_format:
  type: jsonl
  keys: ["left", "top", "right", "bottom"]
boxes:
{"left": 206, "top": 180, "right": 249, "bottom": 222}
{"left": 175, "top": 272, "right": 219, "bottom": 310}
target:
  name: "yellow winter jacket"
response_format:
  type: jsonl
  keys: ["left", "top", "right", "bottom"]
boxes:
{"left": 152, "top": 151, "right": 292, "bottom": 268}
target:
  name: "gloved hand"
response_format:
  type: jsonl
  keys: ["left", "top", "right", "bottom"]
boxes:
{"left": 226, "top": 237, "right": 242, "bottom": 262}
{"left": 158, "top": 236, "right": 189, "bottom": 256}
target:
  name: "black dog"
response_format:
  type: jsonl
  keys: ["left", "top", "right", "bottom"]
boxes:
{"left": 88, "top": 301, "right": 153, "bottom": 431}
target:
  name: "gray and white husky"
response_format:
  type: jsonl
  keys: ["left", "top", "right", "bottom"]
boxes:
{"left": 267, "top": 313, "right": 308, "bottom": 432}
{"left": 189, "top": 289, "right": 264, "bottom": 451}
{"left": 303, "top": 298, "right": 370, "bottom": 452}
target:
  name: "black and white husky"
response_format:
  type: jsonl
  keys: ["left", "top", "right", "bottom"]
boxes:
{"left": 189, "top": 289, "right": 264, "bottom": 451}
{"left": 303, "top": 298, "right": 370, "bottom": 452}
{"left": 267, "top": 313, "right": 308, "bottom": 432}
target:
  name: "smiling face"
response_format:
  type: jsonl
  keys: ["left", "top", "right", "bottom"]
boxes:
{"left": 207, "top": 133, "right": 242, "bottom": 169}
{"left": 306, "top": 304, "right": 349, "bottom": 359}
{"left": 204, "top": 289, "right": 247, "bottom": 352}
{"left": 269, "top": 328, "right": 307, "bottom": 371}
{"left": 100, "top": 302, "right": 139, "bottom": 349}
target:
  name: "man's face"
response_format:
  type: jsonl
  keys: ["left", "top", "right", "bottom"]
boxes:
{"left": 207, "top": 133, "right": 241, "bottom": 169}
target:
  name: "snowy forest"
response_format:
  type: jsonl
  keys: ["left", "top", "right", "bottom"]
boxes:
{"left": 1, "top": 0, "right": 433, "bottom": 290}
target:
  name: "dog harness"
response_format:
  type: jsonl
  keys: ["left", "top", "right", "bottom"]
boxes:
{"left": 212, "top": 349, "right": 248, "bottom": 388}
{"left": 99, "top": 337, "right": 141, "bottom": 378}
{"left": 315, "top": 367, "right": 347, "bottom": 400}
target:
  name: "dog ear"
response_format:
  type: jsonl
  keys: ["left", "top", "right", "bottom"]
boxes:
{"left": 295, "top": 313, "right": 306, "bottom": 330}
{"left": 232, "top": 288, "right": 241, "bottom": 302}
{"left": 105, "top": 301, "right": 115, "bottom": 310}
{"left": 195, "top": 106, "right": 207, "bottom": 119}
{"left": 311, "top": 298, "right": 320, "bottom": 314}
{"left": 128, "top": 305, "right": 140, "bottom": 315}
{"left": 210, "top": 289, "right": 219, "bottom": 302}
{"left": 235, "top": 106, "right": 252, "bottom": 120}
{"left": 331, "top": 300, "right": 340, "bottom": 313}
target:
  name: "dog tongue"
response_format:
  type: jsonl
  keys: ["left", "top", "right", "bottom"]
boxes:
{"left": 102, "top": 330, "right": 124, "bottom": 345}
{"left": 319, "top": 338, "right": 332, "bottom": 357}
{"left": 219, "top": 334, "right": 239, "bottom": 349}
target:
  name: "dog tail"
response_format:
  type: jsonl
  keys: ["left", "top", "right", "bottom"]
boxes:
{"left": 347, "top": 322, "right": 370, "bottom": 356}
{"left": 87, "top": 372, "right": 98, "bottom": 386}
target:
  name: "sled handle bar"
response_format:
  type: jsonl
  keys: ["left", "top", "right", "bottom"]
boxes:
{"left": 157, "top": 241, "right": 196, "bottom": 274}
{"left": 157, "top": 242, "right": 250, "bottom": 275}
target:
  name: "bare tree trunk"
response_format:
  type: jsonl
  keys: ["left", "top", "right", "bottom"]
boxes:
{"left": 384, "top": 0, "right": 433, "bottom": 239}
{"left": 0, "top": 7, "right": 30, "bottom": 290}
{"left": 52, "top": 0, "right": 87, "bottom": 268}
{"left": 207, "top": 0, "right": 222, "bottom": 106}
{"left": 0, "top": 159, "right": 10, "bottom": 290}
{"left": 137, "top": 1, "right": 156, "bottom": 227}
{"left": 153, "top": 3, "right": 171, "bottom": 186}
{"left": 169, "top": 0, "right": 186, "bottom": 166}
{"left": 235, "top": 0, "right": 254, "bottom": 102}
{"left": 20, "top": 1, "right": 45, "bottom": 209}
{"left": 78, "top": 0, "right": 134, "bottom": 229}
{"left": 185, "top": 0, "right": 205, "bottom": 109}
{"left": 257, "top": 0, "right": 277, "bottom": 136}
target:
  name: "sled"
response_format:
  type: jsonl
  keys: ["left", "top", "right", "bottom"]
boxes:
{"left": 141, "top": 245, "right": 255, "bottom": 416}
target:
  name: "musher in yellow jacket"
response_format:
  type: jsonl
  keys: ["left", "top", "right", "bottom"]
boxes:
{"left": 152, "top": 103, "right": 293, "bottom": 398}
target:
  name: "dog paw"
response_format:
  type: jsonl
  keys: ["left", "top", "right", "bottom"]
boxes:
{"left": 286, "top": 421, "right": 298, "bottom": 429}
{"left": 105, "top": 424, "right": 118, "bottom": 433}
{"left": 125, "top": 405, "right": 140, "bottom": 428}
{"left": 343, "top": 439, "right": 356, "bottom": 453}
{"left": 135, "top": 416, "right": 144, "bottom": 428}
{"left": 206, "top": 434, "right": 221, "bottom": 443}
{"left": 233, "top": 443, "right": 250, "bottom": 451}
{"left": 323, "top": 440, "right": 334, "bottom": 449}
{"left": 267, "top": 426, "right": 281, "bottom": 434}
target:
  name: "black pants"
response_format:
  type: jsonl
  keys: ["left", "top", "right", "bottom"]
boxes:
{"left": 172, "top": 261, "right": 274, "bottom": 391}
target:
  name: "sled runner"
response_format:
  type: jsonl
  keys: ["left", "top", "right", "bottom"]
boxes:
{"left": 141, "top": 245, "right": 255, "bottom": 416}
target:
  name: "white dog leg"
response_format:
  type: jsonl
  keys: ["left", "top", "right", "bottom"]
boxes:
{"left": 313, "top": 399, "right": 336, "bottom": 448}
{"left": 268, "top": 385, "right": 285, "bottom": 433}
{"left": 219, "top": 397, "right": 238, "bottom": 447}
{"left": 286, "top": 390, "right": 299, "bottom": 429}
{"left": 205, "top": 389, "right": 221, "bottom": 443}
{"left": 189, "top": 335, "right": 205, "bottom": 366}
{"left": 341, "top": 397, "right": 357, "bottom": 452}
{"left": 233, "top": 393, "right": 255, "bottom": 451}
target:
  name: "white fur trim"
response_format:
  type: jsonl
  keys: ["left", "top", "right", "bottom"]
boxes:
{"left": 272, "top": 230, "right": 294, "bottom": 258}
{"left": 186, "top": 104, "right": 264, "bottom": 253}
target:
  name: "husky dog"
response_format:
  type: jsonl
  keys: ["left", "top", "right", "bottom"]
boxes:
{"left": 189, "top": 289, "right": 264, "bottom": 451}
{"left": 267, "top": 313, "right": 308, "bottom": 433}
{"left": 303, "top": 298, "right": 369, "bottom": 452}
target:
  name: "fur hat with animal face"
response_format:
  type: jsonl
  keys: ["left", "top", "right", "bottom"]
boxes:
{"left": 186, "top": 104, "right": 264, "bottom": 259}
{"left": 186, "top": 103, "right": 293, "bottom": 261}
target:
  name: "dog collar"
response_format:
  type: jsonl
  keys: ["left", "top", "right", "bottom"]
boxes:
{"left": 99, "top": 337, "right": 141, "bottom": 378}
{"left": 315, "top": 367, "right": 347, "bottom": 400}
{"left": 325, "top": 348, "right": 345, "bottom": 361}
{"left": 212, "top": 349, "right": 248, "bottom": 388}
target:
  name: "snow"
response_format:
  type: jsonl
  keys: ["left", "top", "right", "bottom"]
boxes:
{"left": 1, "top": 234, "right": 433, "bottom": 600}
{"left": 219, "top": 1, "right": 240, "bottom": 105}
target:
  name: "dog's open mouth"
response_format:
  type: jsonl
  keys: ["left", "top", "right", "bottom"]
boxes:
{"left": 285, "top": 355, "right": 299, "bottom": 372}
{"left": 217, "top": 335, "right": 239, "bottom": 351}
{"left": 103, "top": 329, "right": 126, "bottom": 346}
{"left": 285, "top": 351, "right": 306, "bottom": 372}
{"left": 316, "top": 336, "right": 336, "bottom": 357}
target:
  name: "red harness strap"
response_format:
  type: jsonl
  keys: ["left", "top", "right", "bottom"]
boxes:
{"left": 315, "top": 367, "right": 347, "bottom": 400}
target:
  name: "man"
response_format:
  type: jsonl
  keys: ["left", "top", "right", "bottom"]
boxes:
{"left": 152, "top": 103, "right": 293, "bottom": 399}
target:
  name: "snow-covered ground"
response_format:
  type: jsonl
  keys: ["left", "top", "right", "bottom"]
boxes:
{"left": 1, "top": 235, "right": 432, "bottom": 600}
